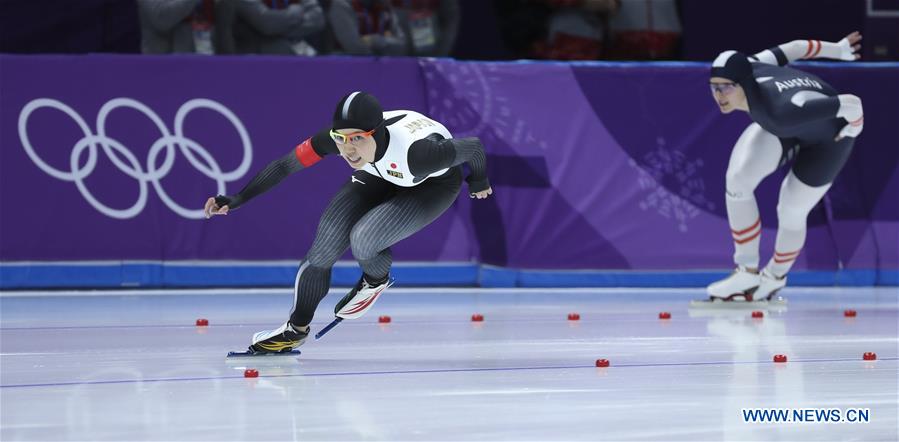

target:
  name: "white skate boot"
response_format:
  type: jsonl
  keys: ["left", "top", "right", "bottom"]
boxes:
{"left": 705, "top": 266, "right": 761, "bottom": 302}
{"left": 755, "top": 269, "right": 787, "bottom": 301}
{"left": 334, "top": 275, "right": 394, "bottom": 319}
{"left": 313, "top": 276, "right": 396, "bottom": 342}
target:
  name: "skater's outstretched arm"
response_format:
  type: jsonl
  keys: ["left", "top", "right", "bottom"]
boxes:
{"left": 751, "top": 31, "right": 862, "bottom": 66}
{"left": 407, "top": 133, "right": 493, "bottom": 198}
{"left": 204, "top": 129, "right": 339, "bottom": 217}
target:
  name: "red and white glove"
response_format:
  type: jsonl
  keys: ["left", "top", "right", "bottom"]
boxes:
{"left": 833, "top": 37, "right": 861, "bottom": 61}
{"left": 802, "top": 32, "right": 862, "bottom": 61}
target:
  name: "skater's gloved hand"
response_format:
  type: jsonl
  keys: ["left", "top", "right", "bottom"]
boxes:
{"left": 836, "top": 31, "right": 862, "bottom": 61}
{"left": 204, "top": 195, "right": 234, "bottom": 219}
{"left": 835, "top": 94, "right": 864, "bottom": 141}
{"left": 466, "top": 176, "right": 492, "bottom": 199}
{"left": 470, "top": 187, "right": 493, "bottom": 200}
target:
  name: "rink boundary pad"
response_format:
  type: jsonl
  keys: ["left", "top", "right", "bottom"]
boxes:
{"left": 1, "top": 261, "right": 895, "bottom": 288}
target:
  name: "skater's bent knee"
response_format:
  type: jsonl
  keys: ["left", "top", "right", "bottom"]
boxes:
{"left": 305, "top": 249, "right": 342, "bottom": 268}
{"left": 725, "top": 172, "right": 758, "bottom": 198}
{"left": 349, "top": 227, "right": 380, "bottom": 261}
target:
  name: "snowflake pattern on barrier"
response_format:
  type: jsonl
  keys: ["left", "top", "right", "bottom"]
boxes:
{"left": 422, "top": 61, "right": 547, "bottom": 150}
{"left": 629, "top": 138, "right": 716, "bottom": 232}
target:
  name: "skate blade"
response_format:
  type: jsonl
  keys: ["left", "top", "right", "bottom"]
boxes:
{"left": 689, "top": 297, "right": 787, "bottom": 310}
{"left": 226, "top": 349, "right": 301, "bottom": 358}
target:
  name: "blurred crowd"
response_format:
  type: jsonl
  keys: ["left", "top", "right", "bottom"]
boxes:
{"left": 6, "top": 0, "right": 892, "bottom": 61}
{"left": 497, "top": 0, "right": 681, "bottom": 60}
{"left": 138, "top": 0, "right": 460, "bottom": 57}
{"left": 136, "top": 0, "right": 680, "bottom": 59}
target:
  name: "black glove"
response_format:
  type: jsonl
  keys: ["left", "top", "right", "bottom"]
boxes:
{"left": 466, "top": 176, "right": 491, "bottom": 195}
{"left": 214, "top": 195, "right": 240, "bottom": 209}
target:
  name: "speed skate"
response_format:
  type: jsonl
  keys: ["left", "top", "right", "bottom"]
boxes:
{"left": 689, "top": 295, "right": 787, "bottom": 309}
{"left": 226, "top": 349, "right": 302, "bottom": 358}
{"left": 693, "top": 267, "right": 788, "bottom": 309}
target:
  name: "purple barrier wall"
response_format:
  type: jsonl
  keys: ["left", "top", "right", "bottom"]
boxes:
{"left": 1, "top": 55, "right": 897, "bottom": 277}
{"left": 0, "top": 55, "right": 466, "bottom": 266}
{"left": 422, "top": 60, "right": 899, "bottom": 273}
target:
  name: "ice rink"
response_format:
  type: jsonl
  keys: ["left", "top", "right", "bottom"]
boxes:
{"left": 1, "top": 287, "right": 896, "bottom": 441}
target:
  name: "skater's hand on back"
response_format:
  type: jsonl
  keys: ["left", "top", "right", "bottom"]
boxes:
{"left": 470, "top": 187, "right": 493, "bottom": 200}
{"left": 835, "top": 94, "right": 864, "bottom": 142}
{"left": 204, "top": 196, "right": 231, "bottom": 219}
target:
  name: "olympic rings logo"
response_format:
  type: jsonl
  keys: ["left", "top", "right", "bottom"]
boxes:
{"left": 18, "top": 98, "right": 252, "bottom": 219}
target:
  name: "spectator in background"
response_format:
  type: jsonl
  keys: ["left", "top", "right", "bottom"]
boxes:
{"left": 494, "top": 0, "right": 545, "bottom": 59}
{"left": 495, "top": 0, "right": 618, "bottom": 61}
{"left": 607, "top": 0, "right": 681, "bottom": 59}
{"left": 390, "top": 0, "right": 460, "bottom": 57}
{"left": 327, "top": 0, "right": 408, "bottom": 55}
{"left": 137, "top": 0, "right": 236, "bottom": 54}
{"left": 536, "top": 0, "right": 619, "bottom": 60}
{"left": 233, "top": 0, "right": 326, "bottom": 55}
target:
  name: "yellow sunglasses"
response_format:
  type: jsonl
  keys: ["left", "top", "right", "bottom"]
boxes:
{"left": 329, "top": 120, "right": 385, "bottom": 145}
{"left": 329, "top": 128, "right": 376, "bottom": 145}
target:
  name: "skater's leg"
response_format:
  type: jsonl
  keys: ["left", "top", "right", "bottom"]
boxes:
{"left": 765, "top": 171, "right": 831, "bottom": 276}
{"left": 707, "top": 124, "right": 783, "bottom": 300}
{"left": 251, "top": 172, "right": 392, "bottom": 352}
{"left": 724, "top": 123, "right": 783, "bottom": 269}
{"left": 289, "top": 171, "right": 395, "bottom": 327}
{"left": 334, "top": 169, "right": 463, "bottom": 319}
{"left": 757, "top": 138, "right": 853, "bottom": 298}
{"left": 351, "top": 169, "right": 462, "bottom": 282}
